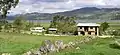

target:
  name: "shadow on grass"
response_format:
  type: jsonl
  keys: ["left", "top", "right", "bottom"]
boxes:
{"left": 109, "top": 43, "right": 120, "bottom": 49}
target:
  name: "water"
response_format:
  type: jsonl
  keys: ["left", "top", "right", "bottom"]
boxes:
{"left": 7, "top": 20, "right": 120, "bottom": 23}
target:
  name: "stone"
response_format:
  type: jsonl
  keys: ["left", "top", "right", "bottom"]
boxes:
{"left": 68, "top": 42, "right": 75, "bottom": 48}
{"left": 79, "top": 40, "right": 84, "bottom": 44}
{"left": 26, "top": 51, "right": 32, "bottom": 55}
{"left": 84, "top": 38, "right": 90, "bottom": 42}
{"left": 44, "top": 40, "right": 52, "bottom": 45}
{"left": 44, "top": 40, "right": 56, "bottom": 52}
{"left": 2, "top": 53, "right": 11, "bottom": 55}
{"left": 63, "top": 44, "right": 70, "bottom": 49}
{"left": 68, "top": 42, "right": 75, "bottom": 46}
{"left": 49, "top": 44, "right": 56, "bottom": 52}
{"left": 39, "top": 46, "right": 49, "bottom": 54}
{"left": 76, "top": 47, "right": 80, "bottom": 50}
{"left": 115, "top": 41, "right": 120, "bottom": 46}
{"left": 55, "top": 40, "right": 64, "bottom": 52}
{"left": 34, "top": 51, "right": 41, "bottom": 55}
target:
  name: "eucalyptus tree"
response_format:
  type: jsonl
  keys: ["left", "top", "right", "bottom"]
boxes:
{"left": 50, "top": 15, "right": 76, "bottom": 34}
{"left": 0, "top": 0, "right": 19, "bottom": 19}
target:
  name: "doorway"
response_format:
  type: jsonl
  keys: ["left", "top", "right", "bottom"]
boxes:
{"left": 81, "top": 31, "right": 85, "bottom": 35}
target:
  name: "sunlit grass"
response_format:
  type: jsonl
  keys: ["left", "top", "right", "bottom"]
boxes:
{"left": 54, "top": 38, "right": 120, "bottom": 55}
{"left": 0, "top": 32, "right": 82, "bottom": 55}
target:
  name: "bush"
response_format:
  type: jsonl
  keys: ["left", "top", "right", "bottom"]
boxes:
{"left": 105, "top": 28, "right": 120, "bottom": 36}
{"left": 109, "top": 43, "right": 120, "bottom": 49}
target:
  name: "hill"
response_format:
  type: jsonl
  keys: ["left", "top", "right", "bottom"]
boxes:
{"left": 6, "top": 7, "right": 120, "bottom": 20}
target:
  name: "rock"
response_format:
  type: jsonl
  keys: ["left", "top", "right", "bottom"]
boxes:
{"left": 79, "top": 40, "right": 84, "bottom": 44}
{"left": 27, "top": 51, "right": 32, "bottom": 55}
{"left": 44, "top": 40, "right": 56, "bottom": 52}
{"left": 68, "top": 42, "right": 75, "bottom": 48}
{"left": 84, "top": 38, "right": 90, "bottom": 42}
{"left": 2, "top": 53, "right": 11, "bottom": 55}
{"left": 62, "top": 44, "right": 70, "bottom": 49}
{"left": 44, "top": 40, "right": 52, "bottom": 45}
{"left": 76, "top": 47, "right": 80, "bottom": 50}
{"left": 39, "top": 46, "right": 49, "bottom": 54}
{"left": 55, "top": 40, "right": 64, "bottom": 52}
{"left": 87, "top": 36, "right": 93, "bottom": 40}
{"left": 49, "top": 44, "right": 56, "bottom": 52}
{"left": 23, "top": 51, "right": 35, "bottom": 55}
{"left": 115, "top": 41, "right": 120, "bottom": 46}
{"left": 68, "top": 42, "right": 75, "bottom": 46}
{"left": 34, "top": 51, "right": 41, "bottom": 55}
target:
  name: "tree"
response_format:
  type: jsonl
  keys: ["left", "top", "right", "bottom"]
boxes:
{"left": 4, "top": 23, "right": 12, "bottom": 31}
{"left": 0, "top": 20, "right": 8, "bottom": 31}
{"left": 50, "top": 15, "right": 76, "bottom": 34}
{"left": 13, "top": 16, "right": 26, "bottom": 32}
{"left": 0, "top": 0, "right": 19, "bottom": 19}
{"left": 24, "top": 22, "right": 34, "bottom": 31}
{"left": 100, "top": 22, "right": 109, "bottom": 34}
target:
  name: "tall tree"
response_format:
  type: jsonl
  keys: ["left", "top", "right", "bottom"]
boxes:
{"left": 13, "top": 16, "right": 26, "bottom": 32}
{"left": 50, "top": 15, "right": 76, "bottom": 34}
{"left": 100, "top": 22, "right": 109, "bottom": 34}
{"left": 0, "top": 0, "right": 19, "bottom": 19}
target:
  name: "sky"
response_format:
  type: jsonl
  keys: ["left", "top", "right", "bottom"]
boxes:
{"left": 9, "top": 0, "right": 120, "bottom": 15}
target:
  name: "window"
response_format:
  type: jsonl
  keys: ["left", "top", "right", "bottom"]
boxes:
{"left": 80, "top": 27, "right": 82, "bottom": 29}
{"left": 90, "top": 27, "right": 93, "bottom": 29}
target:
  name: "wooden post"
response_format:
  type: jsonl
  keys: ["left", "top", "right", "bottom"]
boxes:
{"left": 85, "top": 32, "right": 88, "bottom": 36}
{"left": 97, "top": 27, "right": 99, "bottom": 36}
{"left": 78, "top": 32, "right": 81, "bottom": 35}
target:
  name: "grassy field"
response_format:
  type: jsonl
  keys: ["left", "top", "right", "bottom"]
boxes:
{"left": 39, "top": 22, "right": 120, "bottom": 29}
{"left": 0, "top": 32, "right": 82, "bottom": 55}
{"left": 107, "top": 22, "right": 120, "bottom": 29}
{"left": 53, "top": 38, "right": 120, "bottom": 55}
{"left": 1, "top": 32, "right": 120, "bottom": 55}
{"left": 0, "top": 22, "right": 120, "bottom": 55}
{"left": 97, "top": 22, "right": 120, "bottom": 29}
{"left": 40, "top": 23, "right": 50, "bottom": 28}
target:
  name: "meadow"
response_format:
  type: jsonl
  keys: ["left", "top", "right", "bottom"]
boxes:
{"left": 0, "top": 32, "right": 81, "bottom": 55}
{"left": 53, "top": 38, "right": 120, "bottom": 55}
{"left": 0, "top": 22, "right": 120, "bottom": 55}
{"left": 1, "top": 32, "right": 120, "bottom": 55}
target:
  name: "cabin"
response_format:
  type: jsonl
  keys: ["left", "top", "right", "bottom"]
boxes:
{"left": 48, "top": 28, "right": 57, "bottom": 34}
{"left": 30, "top": 27, "right": 45, "bottom": 33}
{"left": 77, "top": 23, "right": 100, "bottom": 36}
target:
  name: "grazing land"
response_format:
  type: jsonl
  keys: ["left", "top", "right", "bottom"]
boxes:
{"left": 0, "top": 22, "right": 120, "bottom": 55}
{"left": 53, "top": 38, "right": 120, "bottom": 55}
{"left": 0, "top": 32, "right": 81, "bottom": 55}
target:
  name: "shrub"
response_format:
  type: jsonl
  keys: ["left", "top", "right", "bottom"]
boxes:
{"left": 105, "top": 28, "right": 120, "bottom": 36}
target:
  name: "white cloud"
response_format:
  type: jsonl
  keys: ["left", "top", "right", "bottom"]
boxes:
{"left": 9, "top": 0, "right": 120, "bottom": 15}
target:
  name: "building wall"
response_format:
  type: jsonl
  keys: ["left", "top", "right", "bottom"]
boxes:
{"left": 78, "top": 26, "right": 99, "bottom": 36}
{"left": 49, "top": 31, "right": 57, "bottom": 34}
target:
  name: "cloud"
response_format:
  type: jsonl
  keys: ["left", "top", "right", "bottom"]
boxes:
{"left": 9, "top": 0, "right": 120, "bottom": 15}
{"left": 39, "top": 0, "right": 68, "bottom": 2}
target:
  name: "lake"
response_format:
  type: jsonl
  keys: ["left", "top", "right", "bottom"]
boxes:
{"left": 7, "top": 20, "right": 120, "bottom": 23}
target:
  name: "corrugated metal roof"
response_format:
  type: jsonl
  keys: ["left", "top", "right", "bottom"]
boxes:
{"left": 77, "top": 23, "right": 100, "bottom": 26}
{"left": 30, "top": 27, "right": 43, "bottom": 29}
{"left": 49, "top": 28, "right": 57, "bottom": 30}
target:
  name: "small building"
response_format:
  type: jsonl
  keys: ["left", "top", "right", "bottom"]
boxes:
{"left": 77, "top": 23, "right": 100, "bottom": 36}
{"left": 48, "top": 28, "right": 57, "bottom": 34}
{"left": 30, "top": 27, "right": 45, "bottom": 33}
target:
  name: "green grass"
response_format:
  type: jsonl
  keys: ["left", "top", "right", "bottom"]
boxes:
{"left": 1, "top": 22, "right": 120, "bottom": 55}
{"left": 98, "top": 22, "right": 120, "bottom": 29}
{"left": 0, "top": 32, "right": 82, "bottom": 55}
{"left": 40, "top": 23, "right": 50, "bottom": 28}
{"left": 53, "top": 38, "right": 120, "bottom": 55}
{"left": 39, "top": 22, "right": 120, "bottom": 30}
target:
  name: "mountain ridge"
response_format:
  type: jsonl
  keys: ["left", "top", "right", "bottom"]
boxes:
{"left": 6, "top": 7, "right": 120, "bottom": 20}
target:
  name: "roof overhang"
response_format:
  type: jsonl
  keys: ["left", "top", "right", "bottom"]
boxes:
{"left": 77, "top": 23, "right": 100, "bottom": 27}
